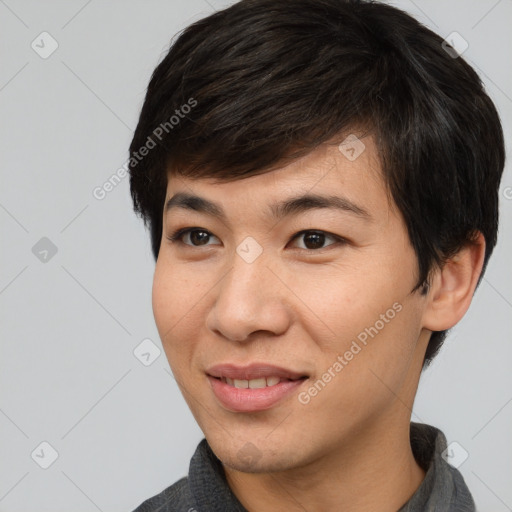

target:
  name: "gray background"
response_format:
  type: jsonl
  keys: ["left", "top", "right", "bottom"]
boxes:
{"left": 1, "top": 1, "right": 511, "bottom": 511}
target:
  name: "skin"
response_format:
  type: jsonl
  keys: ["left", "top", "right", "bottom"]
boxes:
{"left": 152, "top": 135, "right": 485, "bottom": 512}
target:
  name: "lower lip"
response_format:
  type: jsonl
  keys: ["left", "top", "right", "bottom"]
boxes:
{"left": 207, "top": 376, "right": 307, "bottom": 412}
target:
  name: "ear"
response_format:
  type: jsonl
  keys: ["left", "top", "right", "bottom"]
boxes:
{"left": 422, "top": 232, "right": 486, "bottom": 332}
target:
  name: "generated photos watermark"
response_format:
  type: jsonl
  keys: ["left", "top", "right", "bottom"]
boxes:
{"left": 92, "top": 97, "right": 197, "bottom": 200}
{"left": 298, "top": 301, "right": 403, "bottom": 405}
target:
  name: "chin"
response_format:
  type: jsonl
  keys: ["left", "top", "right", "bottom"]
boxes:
{"left": 220, "top": 451, "right": 295, "bottom": 474}
{"left": 208, "top": 435, "right": 304, "bottom": 474}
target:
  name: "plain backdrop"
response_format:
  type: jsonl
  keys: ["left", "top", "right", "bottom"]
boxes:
{"left": 1, "top": 1, "right": 511, "bottom": 511}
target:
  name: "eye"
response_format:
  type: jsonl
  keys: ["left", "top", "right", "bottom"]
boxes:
{"left": 167, "top": 227, "right": 220, "bottom": 247}
{"left": 167, "top": 227, "right": 346, "bottom": 251}
{"left": 289, "top": 230, "right": 343, "bottom": 250}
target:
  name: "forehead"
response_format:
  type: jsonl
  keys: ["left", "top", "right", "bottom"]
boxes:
{"left": 164, "top": 136, "right": 392, "bottom": 221}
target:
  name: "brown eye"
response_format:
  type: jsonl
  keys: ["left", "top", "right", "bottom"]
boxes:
{"left": 290, "top": 230, "right": 341, "bottom": 250}
{"left": 187, "top": 230, "right": 211, "bottom": 246}
{"left": 167, "top": 228, "right": 220, "bottom": 247}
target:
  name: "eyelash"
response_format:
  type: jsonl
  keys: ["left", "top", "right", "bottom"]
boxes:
{"left": 166, "top": 227, "right": 347, "bottom": 252}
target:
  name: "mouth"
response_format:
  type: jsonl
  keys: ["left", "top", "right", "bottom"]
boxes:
{"left": 206, "top": 363, "right": 309, "bottom": 412}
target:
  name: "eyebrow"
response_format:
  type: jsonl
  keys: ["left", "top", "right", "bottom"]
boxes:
{"left": 164, "top": 192, "right": 372, "bottom": 222}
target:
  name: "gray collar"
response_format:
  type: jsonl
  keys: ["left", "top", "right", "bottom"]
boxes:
{"left": 397, "top": 422, "right": 476, "bottom": 511}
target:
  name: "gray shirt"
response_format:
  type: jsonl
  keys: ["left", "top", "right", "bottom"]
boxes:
{"left": 132, "top": 422, "right": 476, "bottom": 511}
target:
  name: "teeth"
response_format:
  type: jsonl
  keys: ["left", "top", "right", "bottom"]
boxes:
{"left": 222, "top": 377, "right": 284, "bottom": 388}
{"left": 248, "top": 378, "right": 266, "bottom": 389}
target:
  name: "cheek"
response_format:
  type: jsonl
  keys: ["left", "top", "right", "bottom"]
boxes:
{"left": 290, "top": 264, "right": 402, "bottom": 349}
{"left": 302, "top": 263, "right": 423, "bottom": 391}
{"left": 152, "top": 259, "right": 214, "bottom": 377}
{"left": 152, "top": 257, "right": 198, "bottom": 326}
{"left": 152, "top": 261, "right": 192, "bottom": 357}
{"left": 351, "top": 300, "right": 423, "bottom": 389}
{"left": 152, "top": 262, "right": 173, "bottom": 335}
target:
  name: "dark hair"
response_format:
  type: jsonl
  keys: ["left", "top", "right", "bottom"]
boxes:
{"left": 128, "top": 0, "right": 505, "bottom": 369}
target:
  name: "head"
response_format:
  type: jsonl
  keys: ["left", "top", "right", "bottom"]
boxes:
{"left": 128, "top": 0, "right": 504, "bottom": 472}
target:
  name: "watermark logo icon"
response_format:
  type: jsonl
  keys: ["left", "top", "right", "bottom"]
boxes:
{"left": 338, "top": 134, "right": 366, "bottom": 161}
{"left": 133, "top": 338, "right": 161, "bottom": 366}
{"left": 237, "top": 442, "right": 262, "bottom": 465}
{"left": 31, "top": 32, "right": 59, "bottom": 59}
{"left": 441, "top": 441, "right": 469, "bottom": 468}
{"left": 32, "top": 237, "right": 58, "bottom": 263}
{"left": 442, "top": 32, "right": 469, "bottom": 58}
{"left": 31, "top": 441, "right": 59, "bottom": 469}
{"left": 236, "top": 236, "right": 263, "bottom": 264}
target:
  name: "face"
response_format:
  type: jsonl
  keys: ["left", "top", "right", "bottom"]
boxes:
{"left": 152, "top": 137, "right": 430, "bottom": 474}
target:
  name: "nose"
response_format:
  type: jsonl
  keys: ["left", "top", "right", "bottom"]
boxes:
{"left": 206, "top": 248, "right": 292, "bottom": 343}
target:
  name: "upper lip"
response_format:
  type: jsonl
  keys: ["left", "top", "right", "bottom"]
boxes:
{"left": 207, "top": 363, "right": 308, "bottom": 381}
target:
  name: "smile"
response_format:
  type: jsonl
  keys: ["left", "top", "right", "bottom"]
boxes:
{"left": 208, "top": 375, "right": 308, "bottom": 412}
{"left": 220, "top": 376, "right": 301, "bottom": 388}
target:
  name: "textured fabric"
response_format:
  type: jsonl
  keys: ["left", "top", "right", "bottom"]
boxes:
{"left": 132, "top": 422, "right": 476, "bottom": 512}
{"left": 397, "top": 423, "right": 476, "bottom": 512}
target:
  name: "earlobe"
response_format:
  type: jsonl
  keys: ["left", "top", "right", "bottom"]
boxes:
{"left": 422, "top": 232, "right": 486, "bottom": 332}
